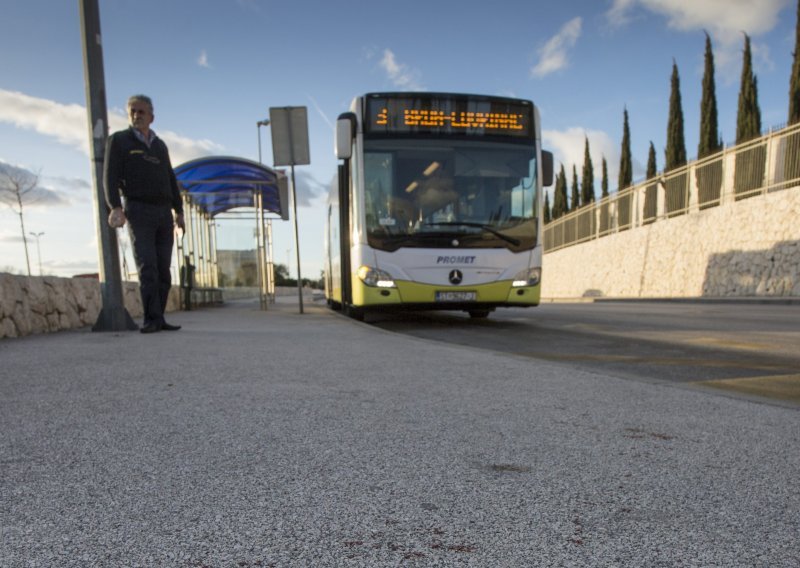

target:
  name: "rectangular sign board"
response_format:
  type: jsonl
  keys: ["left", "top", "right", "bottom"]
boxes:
{"left": 269, "top": 106, "right": 310, "bottom": 166}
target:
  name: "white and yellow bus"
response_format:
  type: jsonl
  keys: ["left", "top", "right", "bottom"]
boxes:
{"left": 325, "top": 92, "right": 552, "bottom": 320}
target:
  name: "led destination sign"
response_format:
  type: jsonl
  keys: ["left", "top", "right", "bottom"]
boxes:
{"left": 365, "top": 94, "right": 534, "bottom": 139}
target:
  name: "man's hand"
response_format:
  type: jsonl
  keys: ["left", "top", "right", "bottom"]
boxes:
{"left": 108, "top": 207, "right": 126, "bottom": 228}
{"left": 175, "top": 212, "right": 186, "bottom": 233}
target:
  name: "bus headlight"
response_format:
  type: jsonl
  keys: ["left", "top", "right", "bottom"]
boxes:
{"left": 357, "top": 265, "right": 396, "bottom": 288}
{"left": 512, "top": 267, "right": 541, "bottom": 287}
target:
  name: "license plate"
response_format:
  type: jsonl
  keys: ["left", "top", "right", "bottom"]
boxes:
{"left": 435, "top": 291, "right": 477, "bottom": 302}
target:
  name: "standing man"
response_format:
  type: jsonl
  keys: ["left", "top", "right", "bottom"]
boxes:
{"left": 104, "top": 94, "right": 185, "bottom": 334}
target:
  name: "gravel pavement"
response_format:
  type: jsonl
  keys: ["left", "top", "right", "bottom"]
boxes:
{"left": 1, "top": 299, "right": 798, "bottom": 567}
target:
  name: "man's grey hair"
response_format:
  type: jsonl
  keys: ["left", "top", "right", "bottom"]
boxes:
{"left": 127, "top": 94, "right": 153, "bottom": 112}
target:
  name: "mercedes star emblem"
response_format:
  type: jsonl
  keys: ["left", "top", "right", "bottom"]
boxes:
{"left": 449, "top": 269, "right": 463, "bottom": 285}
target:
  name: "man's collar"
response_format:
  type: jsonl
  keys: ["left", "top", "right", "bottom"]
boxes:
{"left": 130, "top": 126, "right": 157, "bottom": 147}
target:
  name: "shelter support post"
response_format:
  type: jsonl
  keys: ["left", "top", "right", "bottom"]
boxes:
{"left": 255, "top": 191, "right": 269, "bottom": 310}
{"left": 267, "top": 219, "right": 275, "bottom": 303}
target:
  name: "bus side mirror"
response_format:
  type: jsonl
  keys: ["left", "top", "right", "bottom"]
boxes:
{"left": 541, "top": 150, "right": 553, "bottom": 187}
{"left": 335, "top": 113, "right": 355, "bottom": 160}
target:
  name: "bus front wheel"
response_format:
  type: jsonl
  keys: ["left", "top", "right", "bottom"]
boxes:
{"left": 468, "top": 309, "right": 491, "bottom": 319}
{"left": 346, "top": 305, "right": 365, "bottom": 321}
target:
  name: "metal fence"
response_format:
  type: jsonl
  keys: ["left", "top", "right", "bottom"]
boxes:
{"left": 544, "top": 122, "right": 800, "bottom": 253}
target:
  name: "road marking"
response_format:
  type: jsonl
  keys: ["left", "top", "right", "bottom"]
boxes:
{"left": 514, "top": 352, "right": 789, "bottom": 371}
{"left": 688, "top": 337, "right": 779, "bottom": 352}
{"left": 697, "top": 374, "right": 800, "bottom": 403}
{"left": 514, "top": 351, "right": 800, "bottom": 404}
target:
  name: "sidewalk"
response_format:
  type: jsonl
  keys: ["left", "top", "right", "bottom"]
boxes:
{"left": 2, "top": 298, "right": 799, "bottom": 566}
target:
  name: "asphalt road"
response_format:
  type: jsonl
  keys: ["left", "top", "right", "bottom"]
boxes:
{"left": 368, "top": 300, "right": 800, "bottom": 406}
{"left": 2, "top": 298, "right": 799, "bottom": 566}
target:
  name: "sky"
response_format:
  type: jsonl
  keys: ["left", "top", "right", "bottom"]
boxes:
{"left": 0, "top": 0, "right": 797, "bottom": 280}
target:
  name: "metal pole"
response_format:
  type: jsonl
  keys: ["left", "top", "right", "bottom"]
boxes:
{"left": 284, "top": 114, "right": 304, "bottom": 314}
{"left": 29, "top": 231, "right": 44, "bottom": 276}
{"left": 210, "top": 220, "right": 219, "bottom": 288}
{"left": 290, "top": 165, "right": 303, "bottom": 313}
{"left": 79, "top": 0, "right": 137, "bottom": 331}
{"left": 267, "top": 219, "right": 275, "bottom": 303}
{"left": 256, "top": 118, "right": 270, "bottom": 310}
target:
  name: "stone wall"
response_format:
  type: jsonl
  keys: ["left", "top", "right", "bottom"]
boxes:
{"left": 542, "top": 187, "right": 800, "bottom": 299}
{"left": 0, "top": 275, "right": 179, "bottom": 339}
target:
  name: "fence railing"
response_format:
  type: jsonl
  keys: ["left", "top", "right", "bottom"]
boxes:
{"left": 544, "top": 122, "right": 800, "bottom": 253}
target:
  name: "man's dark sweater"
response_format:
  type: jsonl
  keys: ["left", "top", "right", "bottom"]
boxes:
{"left": 104, "top": 127, "right": 183, "bottom": 213}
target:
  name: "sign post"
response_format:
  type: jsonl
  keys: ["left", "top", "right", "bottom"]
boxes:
{"left": 269, "top": 107, "right": 310, "bottom": 314}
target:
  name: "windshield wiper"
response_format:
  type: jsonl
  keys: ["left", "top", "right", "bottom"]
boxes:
{"left": 422, "top": 222, "right": 521, "bottom": 246}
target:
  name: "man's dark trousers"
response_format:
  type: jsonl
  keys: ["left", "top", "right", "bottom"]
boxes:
{"left": 126, "top": 201, "right": 174, "bottom": 327}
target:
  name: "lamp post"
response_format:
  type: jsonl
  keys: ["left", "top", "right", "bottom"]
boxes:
{"left": 257, "top": 119, "right": 270, "bottom": 163}
{"left": 256, "top": 118, "right": 274, "bottom": 306}
{"left": 29, "top": 231, "right": 44, "bottom": 276}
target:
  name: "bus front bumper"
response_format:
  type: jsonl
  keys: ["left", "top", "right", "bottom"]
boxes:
{"left": 352, "top": 279, "right": 540, "bottom": 310}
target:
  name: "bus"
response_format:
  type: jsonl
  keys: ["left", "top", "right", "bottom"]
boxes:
{"left": 325, "top": 92, "right": 552, "bottom": 320}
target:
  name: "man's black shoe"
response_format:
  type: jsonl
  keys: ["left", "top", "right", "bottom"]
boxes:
{"left": 140, "top": 323, "right": 161, "bottom": 334}
{"left": 161, "top": 322, "right": 182, "bottom": 331}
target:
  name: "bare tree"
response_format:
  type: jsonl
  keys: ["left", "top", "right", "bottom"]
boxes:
{"left": 0, "top": 166, "right": 42, "bottom": 276}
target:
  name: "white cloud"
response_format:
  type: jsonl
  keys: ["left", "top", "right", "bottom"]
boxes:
{"left": 42, "top": 258, "right": 100, "bottom": 274}
{"left": 197, "top": 49, "right": 211, "bottom": 68}
{"left": 155, "top": 130, "right": 224, "bottom": 165}
{"left": 0, "top": 89, "right": 95, "bottom": 155}
{"left": 0, "top": 89, "right": 222, "bottom": 165}
{"left": 41, "top": 175, "right": 91, "bottom": 194}
{"left": 635, "top": 0, "right": 787, "bottom": 41}
{"left": 606, "top": 0, "right": 638, "bottom": 28}
{"left": 0, "top": 160, "right": 75, "bottom": 208}
{"left": 606, "top": 0, "right": 790, "bottom": 79}
{"left": 531, "top": 17, "right": 583, "bottom": 78}
{"left": 380, "top": 49, "right": 424, "bottom": 91}
{"left": 292, "top": 170, "right": 327, "bottom": 207}
{"left": 543, "top": 127, "right": 620, "bottom": 195}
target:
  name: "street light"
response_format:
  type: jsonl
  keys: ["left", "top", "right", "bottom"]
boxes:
{"left": 256, "top": 118, "right": 275, "bottom": 306}
{"left": 29, "top": 231, "right": 44, "bottom": 276}
{"left": 257, "top": 119, "right": 270, "bottom": 163}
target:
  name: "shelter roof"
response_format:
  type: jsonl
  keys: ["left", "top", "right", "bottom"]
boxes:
{"left": 174, "top": 156, "right": 285, "bottom": 218}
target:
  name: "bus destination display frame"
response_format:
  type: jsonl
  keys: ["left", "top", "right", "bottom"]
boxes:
{"left": 364, "top": 93, "right": 535, "bottom": 140}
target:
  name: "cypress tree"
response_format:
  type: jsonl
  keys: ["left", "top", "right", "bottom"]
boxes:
{"left": 698, "top": 32, "right": 723, "bottom": 208}
{"left": 698, "top": 32, "right": 722, "bottom": 159}
{"left": 618, "top": 108, "right": 633, "bottom": 191}
{"left": 643, "top": 141, "right": 658, "bottom": 222}
{"left": 646, "top": 142, "right": 657, "bottom": 179}
{"left": 665, "top": 60, "right": 687, "bottom": 215}
{"left": 791, "top": 0, "right": 800, "bottom": 125}
{"left": 570, "top": 165, "right": 580, "bottom": 210}
{"left": 735, "top": 33, "right": 765, "bottom": 196}
{"left": 544, "top": 190, "right": 552, "bottom": 224}
{"left": 665, "top": 60, "right": 687, "bottom": 171}
{"left": 551, "top": 164, "right": 568, "bottom": 219}
{"left": 787, "top": 0, "right": 800, "bottom": 183}
{"left": 601, "top": 157, "right": 609, "bottom": 198}
{"left": 736, "top": 34, "right": 761, "bottom": 143}
{"left": 581, "top": 136, "right": 595, "bottom": 205}
{"left": 599, "top": 156, "right": 610, "bottom": 234}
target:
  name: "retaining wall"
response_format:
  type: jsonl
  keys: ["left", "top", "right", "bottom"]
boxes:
{"left": 0, "top": 275, "right": 179, "bottom": 339}
{"left": 542, "top": 187, "right": 800, "bottom": 299}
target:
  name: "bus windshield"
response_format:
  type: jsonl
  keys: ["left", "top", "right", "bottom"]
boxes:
{"left": 363, "top": 138, "right": 539, "bottom": 252}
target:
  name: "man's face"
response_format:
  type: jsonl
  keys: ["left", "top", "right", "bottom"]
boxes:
{"left": 128, "top": 101, "right": 154, "bottom": 131}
